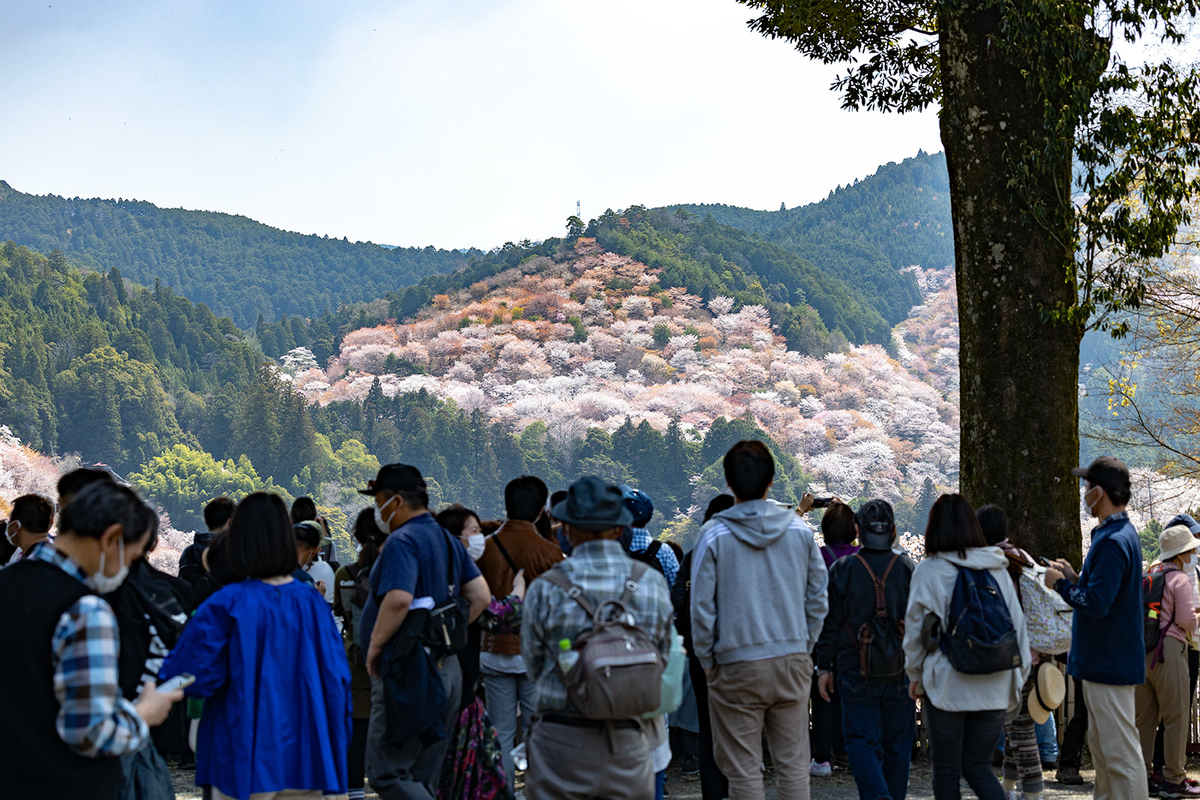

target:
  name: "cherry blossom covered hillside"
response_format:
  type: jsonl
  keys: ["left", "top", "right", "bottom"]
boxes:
{"left": 0, "top": 425, "right": 192, "bottom": 575}
{"left": 282, "top": 243, "right": 962, "bottom": 509}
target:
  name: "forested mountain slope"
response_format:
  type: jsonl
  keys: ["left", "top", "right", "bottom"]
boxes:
{"left": 677, "top": 151, "right": 951, "bottom": 321}
{"left": 0, "top": 181, "right": 472, "bottom": 327}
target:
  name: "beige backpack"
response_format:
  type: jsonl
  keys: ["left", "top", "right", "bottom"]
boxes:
{"left": 540, "top": 562, "right": 663, "bottom": 720}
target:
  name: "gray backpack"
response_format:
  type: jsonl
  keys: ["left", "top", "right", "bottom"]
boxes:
{"left": 540, "top": 562, "right": 663, "bottom": 720}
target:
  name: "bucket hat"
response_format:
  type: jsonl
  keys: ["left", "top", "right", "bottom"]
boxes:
{"left": 1159, "top": 524, "right": 1200, "bottom": 563}
{"left": 552, "top": 477, "right": 633, "bottom": 531}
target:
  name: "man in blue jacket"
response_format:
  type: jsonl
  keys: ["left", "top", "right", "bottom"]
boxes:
{"left": 1045, "top": 456, "right": 1148, "bottom": 800}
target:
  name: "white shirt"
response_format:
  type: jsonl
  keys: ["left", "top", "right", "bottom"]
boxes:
{"left": 306, "top": 559, "right": 336, "bottom": 605}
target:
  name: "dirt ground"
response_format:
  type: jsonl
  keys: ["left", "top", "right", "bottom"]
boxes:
{"left": 169, "top": 759, "right": 1111, "bottom": 799}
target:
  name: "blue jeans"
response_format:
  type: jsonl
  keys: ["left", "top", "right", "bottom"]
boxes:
{"left": 482, "top": 667, "right": 536, "bottom": 782}
{"left": 838, "top": 671, "right": 916, "bottom": 800}
{"left": 1036, "top": 713, "right": 1058, "bottom": 763}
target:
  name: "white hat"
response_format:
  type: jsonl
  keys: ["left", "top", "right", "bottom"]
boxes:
{"left": 1029, "top": 662, "right": 1065, "bottom": 725}
{"left": 1159, "top": 524, "right": 1200, "bottom": 563}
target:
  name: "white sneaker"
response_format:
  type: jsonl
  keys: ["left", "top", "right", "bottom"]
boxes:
{"left": 810, "top": 759, "right": 833, "bottom": 777}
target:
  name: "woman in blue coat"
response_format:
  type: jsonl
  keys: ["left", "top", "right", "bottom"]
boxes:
{"left": 160, "top": 492, "right": 352, "bottom": 800}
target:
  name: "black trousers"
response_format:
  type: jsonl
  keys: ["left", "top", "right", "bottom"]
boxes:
{"left": 810, "top": 670, "right": 845, "bottom": 763}
{"left": 925, "top": 703, "right": 1007, "bottom": 800}
{"left": 349, "top": 716, "right": 369, "bottom": 790}
{"left": 1059, "top": 674, "right": 1089, "bottom": 769}
{"left": 688, "top": 654, "right": 729, "bottom": 800}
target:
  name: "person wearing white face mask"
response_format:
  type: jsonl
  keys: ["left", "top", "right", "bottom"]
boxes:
{"left": 474, "top": 475, "right": 565, "bottom": 783}
{"left": 0, "top": 480, "right": 183, "bottom": 800}
{"left": 2, "top": 493, "right": 55, "bottom": 568}
{"left": 1136, "top": 525, "right": 1200, "bottom": 798}
{"left": 1044, "top": 456, "right": 1148, "bottom": 800}
{"left": 357, "top": 464, "right": 491, "bottom": 800}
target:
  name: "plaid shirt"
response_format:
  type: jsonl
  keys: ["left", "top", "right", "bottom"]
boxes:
{"left": 630, "top": 527, "right": 679, "bottom": 588}
{"left": 28, "top": 543, "right": 150, "bottom": 757}
{"left": 521, "top": 539, "right": 673, "bottom": 712}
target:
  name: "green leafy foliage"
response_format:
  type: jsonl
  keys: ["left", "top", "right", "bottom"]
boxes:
{"left": 128, "top": 444, "right": 293, "bottom": 530}
{"left": 0, "top": 181, "right": 473, "bottom": 328}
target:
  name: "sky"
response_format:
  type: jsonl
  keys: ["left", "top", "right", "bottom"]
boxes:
{"left": 2, "top": 0, "right": 943, "bottom": 250}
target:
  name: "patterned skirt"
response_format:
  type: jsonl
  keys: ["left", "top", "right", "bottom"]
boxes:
{"left": 438, "top": 696, "right": 515, "bottom": 800}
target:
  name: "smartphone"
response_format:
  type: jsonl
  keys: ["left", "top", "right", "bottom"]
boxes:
{"left": 1036, "top": 557, "right": 1052, "bottom": 568}
{"left": 157, "top": 673, "right": 196, "bottom": 693}
{"left": 811, "top": 497, "right": 835, "bottom": 509}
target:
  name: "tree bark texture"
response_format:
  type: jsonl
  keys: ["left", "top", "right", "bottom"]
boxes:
{"left": 939, "top": 2, "right": 1085, "bottom": 561}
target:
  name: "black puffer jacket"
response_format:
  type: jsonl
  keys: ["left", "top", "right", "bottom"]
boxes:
{"left": 814, "top": 546, "right": 916, "bottom": 676}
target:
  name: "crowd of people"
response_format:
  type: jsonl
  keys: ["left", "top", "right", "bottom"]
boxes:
{"left": 2, "top": 447, "right": 1200, "bottom": 800}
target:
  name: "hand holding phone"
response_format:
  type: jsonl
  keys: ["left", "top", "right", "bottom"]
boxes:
{"left": 157, "top": 673, "right": 196, "bottom": 693}
{"left": 811, "top": 497, "right": 835, "bottom": 509}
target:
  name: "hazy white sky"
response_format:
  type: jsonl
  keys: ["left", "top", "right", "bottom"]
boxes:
{"left": 2, "top": 0, "right": 942, "bottom": 249}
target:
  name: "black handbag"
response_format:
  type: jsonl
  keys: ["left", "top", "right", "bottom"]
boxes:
{"left": 420, "top": 529, "right": 471, "bottom": 661}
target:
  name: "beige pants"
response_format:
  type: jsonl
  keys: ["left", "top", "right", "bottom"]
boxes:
{"left": 1137, "top": 636, "right": 1191, "bottom": 784}
{"left": 211, "top": 790, "right": 322, "bottom": 800}
{"left": 708, "top": 653, "right": 812, "bottom": 800}
{"left": 524, "top": 716, "right": 653, "bottom": 800}
{"left": 1085, "top": 680, "right": 1150, "bottom": 800}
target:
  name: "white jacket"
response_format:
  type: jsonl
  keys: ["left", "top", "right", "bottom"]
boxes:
{"left": 903, "top": 546, "right": 1030, "bottom": 714}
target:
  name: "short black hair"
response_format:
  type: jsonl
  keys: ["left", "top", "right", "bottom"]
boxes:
{"left": 703, "top": 494, "right": 735, "bottom": 523}
{"left": 204, "top": 496, "right": 236, "bottom": 531}
{"left": 57, "top": 467, "right": 114, "bottom": 505}
{"left": 976, "top": 504, "right": 1009, "bottom": 546}
{"left": 10, "top": 494, "right": 54, "bottom": 534}
{"left": 135, "top": 502, "right": 161, "bottom": 553}
{"left": 227, "top": 493, "right": 297, "bottom": 580}
{"left": 386, "top": 488, "right": 430, "bottom": 512}
{"left": 925, "top": 494, "right": 987, "bottom": 558}
{"left": 1093, "top": 481, "right": 1132, "bottom": 508}
{"left": 59, "top": 482, "right": 145, "bottom": 543}
{"left": 723, "top": 440, "right": 775, "bottom": 502}
{"left": 437, "top": 504, "right": 482, "bottom": 538}
{"left": 548, "top": 491, "right": 568, "bottom": 519}
{"left": 290, "top": 496, "right": 318, "bottom": 524}
{"left": 505, "top": 476, "right": 549, "bottom": 522}
{"left": 821, "top": 501, "right": 858, "bottom": 547}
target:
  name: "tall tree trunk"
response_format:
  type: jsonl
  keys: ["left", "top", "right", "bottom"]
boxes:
{"left": 939, "top": 2, "right": 1085, "bottom": 562}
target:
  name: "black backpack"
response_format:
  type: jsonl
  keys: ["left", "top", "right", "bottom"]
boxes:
{"left": 343, "top": 562, "right": 374, "bottom": 646}
{"left": 629, "top": 540, "right": 666, "bottom": 576}
{"left": 938, "top": 567, "right": 1021, "bottom": 675}
{"left": 847, "top": 553, "right": 906, "bottom": 685}
{"left": 1144, "top": 569, "right": 1171, "bottom": 653}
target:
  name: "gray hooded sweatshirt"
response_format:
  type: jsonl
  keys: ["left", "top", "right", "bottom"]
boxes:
{"left": 690, "top": 500, "right": 829, "bottom": 669}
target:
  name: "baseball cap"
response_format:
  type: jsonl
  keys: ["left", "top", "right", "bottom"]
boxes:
{"left": 358, "top": 463, "right": 426, "bottom": 496}
{"left": 1167, "top": 513, "right": 1200, "bottom": 536}
{"left": 294, "top": 520, "right": 331, "bottom": 548}
{"left": 1070, "top": 456, "right": 1131, "bottom": 496}
{"left": 621, "top": 486, "right": 654, "bottom": 527}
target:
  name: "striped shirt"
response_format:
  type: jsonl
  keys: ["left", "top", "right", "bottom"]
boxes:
{"left": 521, "top": 539, "right": 673, "bottom": 712}
{"left": 28, "top": 542, "right": 150, "bottom": 757}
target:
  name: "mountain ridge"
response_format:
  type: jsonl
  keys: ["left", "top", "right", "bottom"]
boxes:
{"left": 0, "top": 180, "right": 475, "bottom": 328}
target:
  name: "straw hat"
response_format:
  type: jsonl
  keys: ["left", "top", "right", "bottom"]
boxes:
{"left": 1029, "top": 662, "right": 1065, "bottom": 725}
{"left": 1158, "top": 524, "right": 1200, "bottom": 563}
